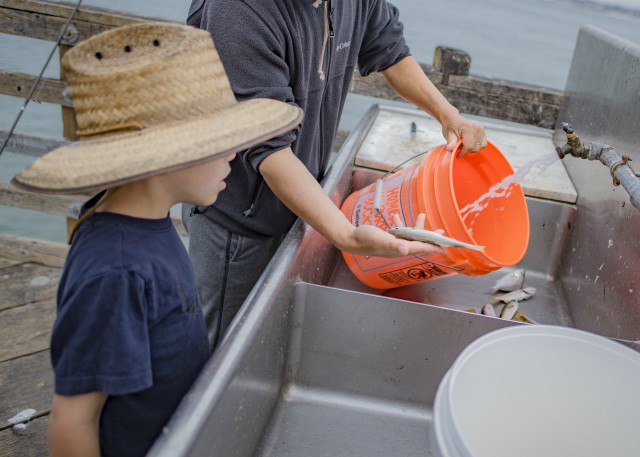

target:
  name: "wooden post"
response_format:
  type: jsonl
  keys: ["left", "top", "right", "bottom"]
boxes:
{"left": 59, "top": 43, "right": 79, "bottom": 238}
{"left": 433, "top": 46, "right": 471, "bottom": 85}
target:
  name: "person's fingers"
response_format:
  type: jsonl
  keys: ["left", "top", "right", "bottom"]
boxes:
{"left": 445, "top": 120, "right": 487, "bottom": 156}
{"left": 406, "top": 240, "right": 445, "bottom": 255}
{"left": 414, "top": 213, "right": 426, "bottom": 230}
{"left": 395, "top": 240, "right": 409, "bottom": 256}
{"left": 392, "top": 213, "right": 402, "bottom": 228}
{"left": 445, "top": 135, "right": 458, "bottom": 152}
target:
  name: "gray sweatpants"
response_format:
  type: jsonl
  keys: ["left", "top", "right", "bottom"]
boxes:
{"left": 182, "top": 205, "right": 284, "bottom": 349}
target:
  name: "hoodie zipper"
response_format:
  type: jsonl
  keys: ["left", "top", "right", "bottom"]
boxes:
{"left": 243, "top": 175, "right": 264, "bottom": 217}
{"left": 318, "top": 0, "right": 334, "bottom": 181}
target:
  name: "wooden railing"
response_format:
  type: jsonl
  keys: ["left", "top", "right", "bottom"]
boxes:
{"left": 0, "top": 0, "right": 563, "bottom": 240}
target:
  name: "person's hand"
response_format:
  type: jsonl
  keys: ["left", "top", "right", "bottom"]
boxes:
{"left": 344, "top": 213, "right": 445, "bottom": 258}
{"left": 441, "top": 113, "right": 487, "bottom": 157}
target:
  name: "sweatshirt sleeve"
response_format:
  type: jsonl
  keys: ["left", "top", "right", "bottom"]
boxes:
{"left": 358, "top": 0, "right": 411, "bottom": 76}
{"left": 197, "top": 1, "right": 301, "bottom": 170}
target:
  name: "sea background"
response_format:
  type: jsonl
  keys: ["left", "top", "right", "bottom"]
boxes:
{"left": 1, "top": 0, "right": 640, "bottom": 243}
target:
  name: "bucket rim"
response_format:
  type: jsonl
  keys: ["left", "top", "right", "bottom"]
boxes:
{"left": 445, "top": 140, "right": 530, "bottom": 267}
{"left": 438, "top": 325, "right": 640, "bottom": 456}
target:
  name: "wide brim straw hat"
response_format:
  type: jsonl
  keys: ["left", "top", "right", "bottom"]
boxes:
{"left": 12, "top": 22, "right": 303, "bottom": 194}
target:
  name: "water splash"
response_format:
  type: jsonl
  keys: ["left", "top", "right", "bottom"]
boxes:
{"left": 460, "top": 151, "right": 559, "bottom": 231}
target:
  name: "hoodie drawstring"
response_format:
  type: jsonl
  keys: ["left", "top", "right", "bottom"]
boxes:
{"left": 314, "top": 0, "right": 330, "bottom": 81}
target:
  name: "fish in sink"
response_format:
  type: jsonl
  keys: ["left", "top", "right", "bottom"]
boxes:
{"left": 490, "top": 268, "right": 525, "bottom": 293}
{"left": 490, "top": 287, "right": 536, "bottom": 303}
{"left": 513, "top": 310, "right": 540, "bottom": 325}
{"left": 499, "top": 301, "right": 519, "bottom": 320}
{"left": 481, "top": 303, "right": 497, "bottom": 317}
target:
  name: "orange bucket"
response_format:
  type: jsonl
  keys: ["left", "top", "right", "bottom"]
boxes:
{"left": 340, "top": 141, "right": 529, "bottom": 289}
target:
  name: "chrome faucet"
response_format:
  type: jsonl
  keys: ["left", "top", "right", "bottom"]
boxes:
{"left": 556, "top": 122, "right": 640, "bottom": 210}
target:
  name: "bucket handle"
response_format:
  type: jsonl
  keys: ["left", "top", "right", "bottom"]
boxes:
{"left": 373, "top": 179, "right": 392, "bottom": 229}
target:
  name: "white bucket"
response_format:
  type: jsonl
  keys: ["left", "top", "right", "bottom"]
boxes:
{"left": 433, "top": 325, "right": 640, "bottom": 457}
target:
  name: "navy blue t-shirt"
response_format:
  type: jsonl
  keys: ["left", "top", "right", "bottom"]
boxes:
{"left": 52, "top": 207, "right": 210, "bottom": 457}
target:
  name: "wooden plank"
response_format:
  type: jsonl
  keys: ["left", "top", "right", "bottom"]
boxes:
{"left": 0, "top": 0, "right": 158, "bottom": 27}
{"left": 0, "top": 350, "right": 52, "bottom": 429}
{"left": 0, "top": 183, "right": 84, "bottom": 219}
{"left": 0, "top": 258, "right": 23, "bottom": 269}
{"left": 350, "top": 65, "right": 563, "bottom": 129}
{"left": 0, "top": 0, "right": 152, "bottom": 43}
{"left": 0, "top": 298, "right": 55, "bottom": 363}
{"left": 0, "top": 129, "right": 69, "bottom": 158}
{"left": 0, "top": 70, "right": 69, "bottom": 106}
{"left": 0, "top": 185, "right": 188, "bottom": 237}
{"left": 59, "top": 44, "right": 76, "bottom": 140}
{"left": 0, "top": 234, "right": 68, "bottom": 267}
{"left": 0, "top": 415, "right": 48, "bottom": 457}
{"left": 0, "top": 262, "right": 60, "bottom": 312}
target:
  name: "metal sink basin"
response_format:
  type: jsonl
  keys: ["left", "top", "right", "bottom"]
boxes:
{"left": 250, "top": 283, "right": 514, "bottom": 457}
{"left": 148, "top": 105, "right": 635, "bottom": 457}
{"left": 150, "top": 280, "right": 515, "bottom": 457}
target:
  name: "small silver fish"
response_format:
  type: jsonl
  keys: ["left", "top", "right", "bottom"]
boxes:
{"left": 481, "top": 303, "right": 497, "bottom": 317}
{"left": 513, "top": 310, "right": 540, "bottom": 325}
{"left": 12, "top": 423, "right": 27, "bottom": 432}
{"left": 490, "top": 286, "right": 536, "bottom": 303}
{"left": 389, "top": 227, "right": 485, "bottom": 251}
{"left": 499, "top": 301, "right": 519, "bottom": 320}
{"left": 490, "top": 268, "right": 525, "bottom": 293}
{"left": 8, "top": 408, "right": 36, "bottom": 425}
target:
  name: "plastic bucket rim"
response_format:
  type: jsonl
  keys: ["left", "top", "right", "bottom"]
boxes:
{"left": 436, "top": 325, "right": 640, "bottom": 457}
{"left": 445, "top": 140, "right": 529, "bottom": 266}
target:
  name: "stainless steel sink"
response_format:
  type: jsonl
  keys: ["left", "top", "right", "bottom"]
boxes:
{"left": 148, "top": 104, "right": 635, "bottom": 457}
{"left": 254, "top": 283, "right": 515, "bottom": 457}
{"left": 330, "top": 167, "right": 578, "bottom": 330}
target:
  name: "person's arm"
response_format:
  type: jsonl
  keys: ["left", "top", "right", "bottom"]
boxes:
{"left": 259, "top": 147, "right": 444, "bottom": 257}
{"left": 49, "top": 392, "right": 107, "bottom": 457}
{"left": 382, "top": 55, "right": 487, "bottom": 156}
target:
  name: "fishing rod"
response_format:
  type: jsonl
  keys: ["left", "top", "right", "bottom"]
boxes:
{"left": 0, "top": 0, "right": 84, "bottom": 159}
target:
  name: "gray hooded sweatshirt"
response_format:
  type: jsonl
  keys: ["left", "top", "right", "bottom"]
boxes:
{"left": 187, "top": 0, "right": 410, "bottom": 237}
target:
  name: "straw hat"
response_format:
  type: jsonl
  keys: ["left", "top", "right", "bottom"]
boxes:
{"left": 12, "top": 22, "right": 303, "bottom": 194}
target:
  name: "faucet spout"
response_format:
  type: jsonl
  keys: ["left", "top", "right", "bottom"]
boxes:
{"left": 556, "top": 122, "right": 640, "bottom": 210}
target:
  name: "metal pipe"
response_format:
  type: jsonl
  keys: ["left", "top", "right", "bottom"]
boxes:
{"left": 556, "top": 122, "right": 640, "bottom": 210}
{"left": 598, "top": 148, "right": 640, "bottom": 209}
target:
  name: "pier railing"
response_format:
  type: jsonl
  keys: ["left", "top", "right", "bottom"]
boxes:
{"left": 0, "top": 0, "right": 563, "bottom": 241}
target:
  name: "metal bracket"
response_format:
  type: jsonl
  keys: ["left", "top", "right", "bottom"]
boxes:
{"left": 60, "top": 23, "right": 79, "bottom": 45}
{"left": 62, "top": 86, "right": 73, "bottom": 106}
{"left": 610, "top": 155, "right": 633, "bottom": 186}
{"left": 68, "top": 201, "right": 82, "bottom": 219}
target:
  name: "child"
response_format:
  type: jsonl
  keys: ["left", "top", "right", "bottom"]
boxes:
{"left": 12, "top": 22, "right": 302, "bottom": 457}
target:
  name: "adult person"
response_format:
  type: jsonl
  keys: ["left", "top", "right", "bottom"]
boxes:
{"left": 184, "top": 0, "right": 488, "bottom": 349}
{"left": 12, "top": 22, "right": 302, "bottom": 457}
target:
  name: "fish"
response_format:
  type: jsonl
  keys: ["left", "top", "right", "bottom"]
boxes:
{"left": 481, "top": 303, "right": 497, "bottom": 317}
{"left": 12, "top": 423, "right": 27, "bottom": 432}
{"left": 389, "top": 227, "right": 485, "bottom": 251}
{"left": 513, "top": 310, "right": 540, "bottom": 325}
{"left": 499, "top": 301, "right": 519, "bottom": 320}
{"left": 8, "top": 408, "right": 36, "bottom": 425}
{"left": 490, "top": 268, "right": 525, "bottom": 293}
{"left": 490, "top": 286, "right": 536, "bottom": 303}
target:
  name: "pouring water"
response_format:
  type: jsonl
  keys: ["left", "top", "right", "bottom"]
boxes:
{"left": 460, "top": 150, "right": 559, "bottom": 233}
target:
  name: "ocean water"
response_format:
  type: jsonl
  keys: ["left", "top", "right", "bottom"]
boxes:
{"left": 1, "top": 0, "right": 640, "bottom": 242}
